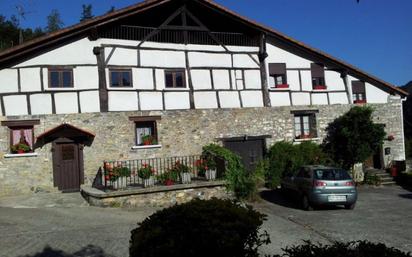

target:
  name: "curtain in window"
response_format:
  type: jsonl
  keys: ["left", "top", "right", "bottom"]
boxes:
{"left": 12, "top": 128, "right": 33, "bottom": 147}
{"left": 136, "top": 127, "right": 152, "bottom": 145}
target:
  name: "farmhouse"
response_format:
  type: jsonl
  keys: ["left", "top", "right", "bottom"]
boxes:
{"left": 0, "top": 0, "right": 408, "bottom": 196}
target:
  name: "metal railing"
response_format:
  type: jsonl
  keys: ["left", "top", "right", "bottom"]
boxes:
{"left": 99, "top": 25, "right": 259, "bottom": 46}
{"left": 102, "top": 155, "right": 225, "bottom": 191}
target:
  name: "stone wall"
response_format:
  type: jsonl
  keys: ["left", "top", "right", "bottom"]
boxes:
{"left": 0, "top": 97, "right": 405, "bottom": 197}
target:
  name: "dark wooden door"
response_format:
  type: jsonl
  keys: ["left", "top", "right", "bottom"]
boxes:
{"left": 52, "top": 141, "right": 82, "bottom": 192}
{"left": 224, "top": 139, "right": 264, "bottom": 172}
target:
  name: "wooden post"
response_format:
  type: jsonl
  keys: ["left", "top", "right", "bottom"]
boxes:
{"left": 94, "top": 47, "right": 109, "bottom": 112}
{"left": 259, "top": 33, "right": 271, "bottom": 107}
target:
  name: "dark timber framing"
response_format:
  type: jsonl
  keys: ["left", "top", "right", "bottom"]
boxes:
{"left": 258, "top": 33, "right": 270, "bottom": 107}
{"left": 94, "top": 46, "right": 109, "bottom": 112}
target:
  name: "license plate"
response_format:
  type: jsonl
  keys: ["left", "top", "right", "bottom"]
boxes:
{"left": 328, "top": 195, "right": 346, "bottom": 202}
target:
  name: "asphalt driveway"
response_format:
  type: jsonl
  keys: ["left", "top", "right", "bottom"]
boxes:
{"left": 0, "top": 186, "right": 411, "bottom": 257}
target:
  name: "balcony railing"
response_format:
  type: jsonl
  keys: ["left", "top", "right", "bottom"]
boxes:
{"left": 101, "top": 155, "right": 226, "bottom": 191}
{"left": 98, "top": 25, "right": 259, "bottom": 46}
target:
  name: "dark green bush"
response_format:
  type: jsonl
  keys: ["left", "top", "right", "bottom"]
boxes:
{"left": 129, "top": 198, "right": 270, "bottom": 257}
{"left": 272, "top": 240, "right": 411, "bottom": 257}
{"left": 405, "top": 138, "right": 412, "bottom": 159}
{"left": 363, "top": 172, "right": 381, "bottom": 186}
{"left": 202, "top": 144, "right": 260, "bottom": 200}
{"left": 266, "top": 141, "right": 330, "bottom": 188}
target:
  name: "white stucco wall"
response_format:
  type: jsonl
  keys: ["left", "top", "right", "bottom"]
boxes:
{"left": 188, "top": 52, "right": 232, "bottom": 68}
{"left": 133, "top": 68, "right": 154, "bottom": 90}
{"left": 219, "top": 91, "right": 241, "bottom": 108}
{"left": 194, "top": 92, "right": 218, "bottom": 109}
{"left": 300, "top": 71, "right": 313, "bottom": 91}
{"left": 329, "top": 92, "right": 349, "bottom": 105}
{"left": 30, "top": 94, "right": 53, "bottom": 115}
{"left": 15, "top": 38, "right": 97, "bottom": 67}
{"left": 20, "top": 68, "right": 42, "bottom": 92}
{"left": 164, "top": 92, "right": 190, "bottom": 110}
{"left": 244, "top": 70, "right": 261, "bottom": 89}
{"left": 155, "top": 69, "right": 166, "bottom": 90}
{"left": 0, "top": 69, "right": 18, "bottom": 93}
{"left": 241, "top": 91, "right": 263, "bottom": 108}
{"left": 75, "top": 67, "right": 99, "bottom": 90}
{"left": 266, "top": 43, "right": 312, "bottom": 69}
{"left": 191, "top": 70, "right": 212, "bottom": 90}
{"left": 141, "top": 50, "right": 186, "bottom": 68}
{"left": 312, "top": 93, "right": 329, "bottom": 105}
{"left": 325, "top": 70, "right": 345, "bottom": 91}
{"left": 286, "top": 70, "right": 300, "bottom": 91}
{"left": 270, "top": 92, "right": 291, "bottom": 106}
{"left": 105, "top": 47, "right": 138, "bottom": 66}
{"left": 365, "top": 83, "right": 389, "bottom": 103}
{"left": 55, "top": 93, "right": 79, "bottom": 114}
{"left": 291, "top": 92, "right": 311, "bottom": 106}
{"left": 108, "top": 91, "right": 138, "bottom": 111}
{"left": 79, "top": 91, "right": 100, "bottom": 113}
{"left": 232, "top": 54, "right": 259, "bottom": 68}
{"left": 212, "top": 70, "right": 231, "bottom": 89}
{"left": 139, "top": 92, "right": 163, "bottom": 110}
{"left": 3, "top": 95, "right": 28, "bottom": 115}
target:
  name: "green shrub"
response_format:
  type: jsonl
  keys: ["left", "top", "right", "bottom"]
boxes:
{"left": 129, "top": 198, "right": 270, "bottom": 257}
{"left": 406, "top": 138, "right": 412, "bottom": 159}
{"left": 266, "top": 141, "right": 329, "bottom": 188}
{"left": 272, "top": 240, "right": 411, "bottom": 257}
{"left": 202, "top": 144, "right": 257, "bottom": 200}
{"left": 363, "top": 172, "right": 381, "bottom": 186}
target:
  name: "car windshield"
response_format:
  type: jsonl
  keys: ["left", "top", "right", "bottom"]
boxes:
{"left": 314, "top": 169, "right": 351, "bottom": 181}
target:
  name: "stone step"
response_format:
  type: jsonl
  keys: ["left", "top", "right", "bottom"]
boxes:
{"left": 380, "top": 177, "right": 395, "bottom": 182}
{"left": 381, "top": 181, "right": 397, "bottom": 186}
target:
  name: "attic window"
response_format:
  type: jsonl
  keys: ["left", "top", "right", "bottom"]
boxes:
{"left": 269, "top": 63, "right": 288, "bottom": 88}
{"left": 352, "top": 81, "right": 367, "bottom": 104}
{"left": 311, "top": 63, "right": 326, "bottom": 90}
{"left": 110, "top": 69, "right": 132, "bottom": 87}
{"left": 49, "top": 68, "right": 73, "bottom": 88}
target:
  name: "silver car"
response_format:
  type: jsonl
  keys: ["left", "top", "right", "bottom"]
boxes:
{"left": 280, "top": 165, "right": 357, "bottom": 210}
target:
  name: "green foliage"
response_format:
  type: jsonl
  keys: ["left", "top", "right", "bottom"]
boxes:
{"left": 0, "top": 15, "right": 44, "bottom": 50}
{"left": 266, "top": 141, "right": 329, "bottom": 188}
{"left": 46, "top": 9, "right": 64, "bottom": 33}
{"left": 398, "top": 172, "right": 412, "bottom": 188}
{"left": 202, "top": 144, "right": 258, "bottom": 200}
{"left": 129, "top": 198, "right": 270, "bottom": 257}
{"left": 109, "top": 166, "right": 130, "bottom": 181}
{"left": 157, "top": 170, "right": 179, "bottom": 185}
{"left": 169, "top": 161, "right": 191, "bottom": 174}
{"left": 80, "top": 4, "right": 94, "bottom": 22}
{"left": 322, "top": 106, "right": 386, "bottom": 170}
{"left": 272, "top": 240, "right": 411, "bottom": 257}
{"left": 137, "top": 164, "right": 155, "bottom": 179}
{"left": 10, "top": 143, "right": 31, "bottom": 153}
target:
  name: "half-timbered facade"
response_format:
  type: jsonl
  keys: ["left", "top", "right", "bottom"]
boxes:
{"left": 0, "top": 0, "right": 408, "bottom": 196}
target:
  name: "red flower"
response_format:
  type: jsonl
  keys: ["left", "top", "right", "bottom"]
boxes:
{"left": 105, "top": 175, "right": 110, "bottom": 181}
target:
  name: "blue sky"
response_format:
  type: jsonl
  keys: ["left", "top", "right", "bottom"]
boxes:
{"left": 0, "top": 0, "right": 411, "bottom": 86}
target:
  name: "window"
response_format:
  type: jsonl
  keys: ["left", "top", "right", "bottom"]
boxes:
{"left": 165, "top": 70, "right": 186, "bottom": 88}
{"left": 49, "top": 68, "right": 73, "bottom": 88}
{"left": 110, "top": 69, "right": 132, "bottom": 87}
{"left": 1, "top": 120, "right": 40, "bottom": 154}
{"left": 311, "top": 63, "right": 326, "bottom": 90}
{"left": 269, "top": 63, "right": 288, "bottom": 88}
{"left": 352, "top": 81, "right": 367, "bottom": 104}
{"left": 129, "top": 116, "right": 161, "bottom": 147}
{"left": 293, "top": 113, "right": 317, "bottom": 139}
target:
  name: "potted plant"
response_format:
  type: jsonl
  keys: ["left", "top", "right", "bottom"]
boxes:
{"left": 313, "top": 85, "right": 327, "bottom": 90}
{"left": 354, "top": 99, "right": 367, "bottom": 104}
{"left": 275, "top": 83, "right": 289, "bottom": 89}
{"left": 138, "top": 163, "right": 156, "bottom": 188}
{"left": 109, "top": 166, "right": 131, "bottom": 190}
{"left": 170, "top": 161, "right": 192, "bottom": 184}
{"left": 11, "top": 143, "right": 31, "bottom": 154}
{"left": 141, "top": 135, "right": 157, "bottom": 146}
{"left": 157, "top": 169, "right": 179, "bottom": 186}
{"left": 203, "top": 156, "right": 217, "bottom": 181}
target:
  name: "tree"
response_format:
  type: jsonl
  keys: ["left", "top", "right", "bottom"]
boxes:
{"left": 80, "top": 4, "right": 94, "bottom": 22}
{"left": 322, "top": 106, "right": 386, "bottom": 170}
{"left": 46, "top": 9, "right": 64, "bottom": 33}
{"left": 0, "top": 15, "right": 44, "bottom": 50}
{"left": 106, "top": 6, "right": 116, "bottom": 14}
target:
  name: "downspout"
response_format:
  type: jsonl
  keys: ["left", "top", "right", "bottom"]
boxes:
{"left": 400, "top": 97, "right": 407, "bottom": 161}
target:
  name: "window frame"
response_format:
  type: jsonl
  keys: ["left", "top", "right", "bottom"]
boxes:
{"left": 269, "top": 63, "right": 288, "bottom": 88}
{"left": 1, "top": 119, "right": 40, "bottom": 154}
{"left": 109, "top": 68, "right": 133, "bottom": 88}
{"left": 293, "top": 113, "right": 318, "bottom": 139}
{"left": 48, "top": 68, "right": 74, "bottom": 88}
{"left": 311, "top": 63, "right": 326, "bottom": 89}
{"left": 351, "top": 81, "right": 367, "bottom": 104}
{"left": 129, "top": 116, "right": 161, "bottom": 147}
{"left": 164, "top": 69, "right": 186, "bottom": 88}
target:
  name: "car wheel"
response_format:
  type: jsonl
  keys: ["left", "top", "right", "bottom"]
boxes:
{"left": 301, "top": 195, "right": 313, "bottom": 211}
{"left": 345, "top": 203, "right": 356, "bottom": 210}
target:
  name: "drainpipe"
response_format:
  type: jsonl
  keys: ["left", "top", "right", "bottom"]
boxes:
{"left": 400, "top": 97, "right": 407, "bottom": 161}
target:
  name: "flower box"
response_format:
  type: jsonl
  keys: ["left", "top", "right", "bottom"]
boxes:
{"left": 354, "top": 99, "right": 367, "bottom": 104}
{"left": 274, "top": 84, "right": 289, "bottom": 89}
{"left": 205, "top": 169, "right": 217, "bottom": 181}
{"left": 113, "top": 177, "right": 128, "bottom": 190}
{"left": 296, "top": 134, "right": 312, "bottom": 140}
{"left": 180, "top": 172, "right": 191, "bottom": 184}
{"left": 313, "top": 85, "right": 327, "bottom": 90}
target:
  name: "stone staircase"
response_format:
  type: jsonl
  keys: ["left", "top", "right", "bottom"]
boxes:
{"left": 366, "top": 169, "right": 396, "bottom": 186}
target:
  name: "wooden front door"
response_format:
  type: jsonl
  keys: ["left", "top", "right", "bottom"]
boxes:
{"left": 52, "top": 139, "right": 83, "bottom": 192}
{"left": 224, "top": 139, "right": 265, "bottom": 172}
